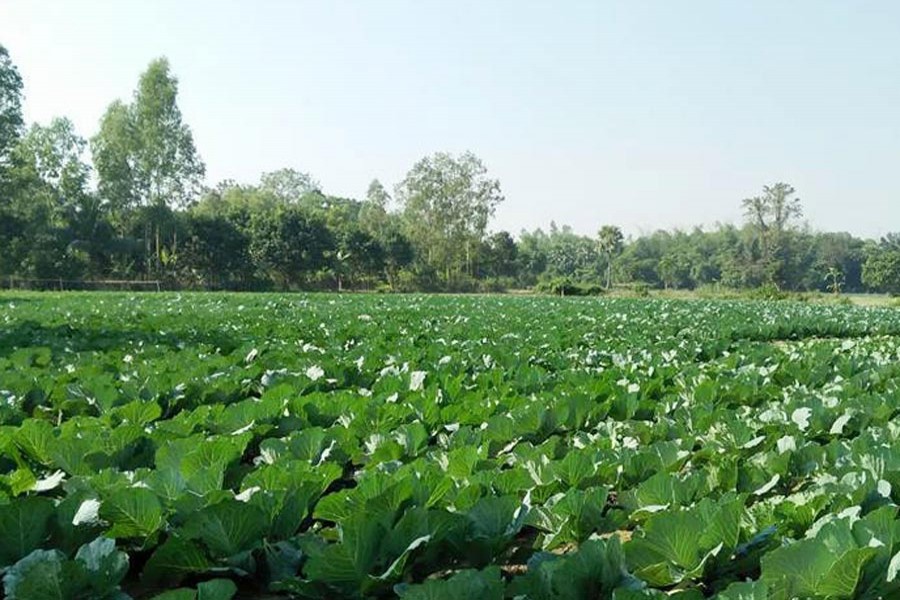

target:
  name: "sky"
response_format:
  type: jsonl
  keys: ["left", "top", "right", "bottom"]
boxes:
{"left": 1, "top": 1, "right": 898, "bottom": 239}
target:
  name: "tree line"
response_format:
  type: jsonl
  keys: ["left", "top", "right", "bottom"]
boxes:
{"left": 2, "top": 47, "right": 899, "bottom": 294}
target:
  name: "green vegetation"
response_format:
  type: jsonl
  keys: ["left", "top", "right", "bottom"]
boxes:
{"left": 2, "top": 292, "right": 900, "bottom": 598}
{"left": 2, "top": 45, "right": 900, "bottom": 294}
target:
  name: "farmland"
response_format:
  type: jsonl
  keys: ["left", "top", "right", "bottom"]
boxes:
{"left": 2, "top": 293, "right": 900, "bottom": 599}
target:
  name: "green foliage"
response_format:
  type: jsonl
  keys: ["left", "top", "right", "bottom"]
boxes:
{"left": 179, "top": 213, "right": 252, "bottom": 288}
{"left": 100, "top": 487, "right": 165, "bottom": 539}
{"left": 0, "top": 44, "right": 24, "bottom": 168}
{"left": 510, "top": 538, "right": 640, "bottom": 599}
{"left": 536, "top": 276, "right": 604, "bottom": 296}
{"left": 626, "top": 496, "right": 744, "bottom": 586}
{"left": 747, "top": 283, "right": 789, "bottom": 301}
{"left": 2, "top": 538, "right": 129, "bottom": 600}
{"left": 598, "top": 225, "right": 624, "bottom": 289}
{"left": 396, "top": 151, "right": 504, "bottom": 284}
{"left": 148, "top": 578, "right": 237, "bottom": 600}
{"left": 0, "top": 497, "right": 55, "bottom": 566}
{"left": 741, "top": 183, "right": 803, "bottom": 288}
{"left": 0, "top": 46, "right": 891, "bottom": 295}
{"left": 92, "top": 57, "right": 205, "bottom": 212}
{"left": 2, "top": 293, "right": 900, "bottom": 596}
{"left": 259, "top": 168, "right": 320, "bottom": 202}
{"left": 248, "top": 207, "right": 333, "bottom": 288}
{"left": 862, "top": 235, "right": 900, "bottom": 294}
{"left": 396, "top": 567, "right": 503, "bottom": 599}
{"left": 759, "top": 507, "right": 900, "bottom": 598}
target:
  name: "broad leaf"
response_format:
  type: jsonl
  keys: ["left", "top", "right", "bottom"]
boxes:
{"left": 101, "top": 487, "right": 165, "bottom": 539}
{"left": 0, "top": 496, "right": 54, "bottom": 566}
{"left": 180, "top": 499, "right": 268, "bottom": 558}
{"left": 2, "top": 550, "right": 79, "bottom": 600}
{"left": 143, "top": 536, "right": 212, "bottom": 584}
{"left": 396, "top": 567, "right": 503, "bottom": 599}
{"left": 196, "top": 578, "right": 238, "bottom": 600}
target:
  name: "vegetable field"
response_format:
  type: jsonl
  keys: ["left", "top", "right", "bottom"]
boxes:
{"left": 3, "top": 293, "right": 900, "bottom": 599}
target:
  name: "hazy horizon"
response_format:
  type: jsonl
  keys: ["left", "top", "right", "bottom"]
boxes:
{"left": 1, "top": 1, "right": 898, "bottom": 239}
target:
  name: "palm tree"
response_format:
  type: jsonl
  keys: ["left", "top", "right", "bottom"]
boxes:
{"left": 597, "top": 225, "right": 624, "bottom": 290}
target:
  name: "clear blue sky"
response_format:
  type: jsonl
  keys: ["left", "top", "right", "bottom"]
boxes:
{"left": 1, "top": 1, "right": 898, "bottom": 238}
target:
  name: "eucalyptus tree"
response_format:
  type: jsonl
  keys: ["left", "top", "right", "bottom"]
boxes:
{"left": 396, "top": 151, "right": 503, "bottom": 283}
{"left": 359, "top": 178, "right": 391, "bottom": 240}
{"left": 91, "top": 100, "right": 139, "bottom": 226}
{"left": 92, "top": 57, "right": 205, "bottom": 275}
{"left": 0, "top": 44, "right": 23, "bottom": 182}
{"left": 0, "top": 43, "right": 24, "bottom": 271}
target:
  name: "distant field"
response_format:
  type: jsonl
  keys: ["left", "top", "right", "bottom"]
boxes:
{"left": 648, "top": 288, "right": 896, "bottom": 307}
{"left": 843, "top": 292, "right": 896, "bottom": 307}
{"left": 2, "top": 292, "right": 900, "bottom": 598}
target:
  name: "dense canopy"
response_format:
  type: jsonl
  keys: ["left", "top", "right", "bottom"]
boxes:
{"left": 1, "top": 46, "right": 899, "bottom": 294}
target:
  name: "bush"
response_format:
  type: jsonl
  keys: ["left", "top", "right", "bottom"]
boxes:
{"left": 477, "top": 277, "right": 514, "bottom": 293}
{"left": 444, "top": 275, "right": 479, "bottom": 293}
{"left": 535, "top": 276, "right": 604, "bottom": 296}
{"left": 388, "top": 270, "right": 511, "bottom": 294}
{"left": 613, "top": 282, "right": 652, "bottom": 297}
{"left": 396, "top": 268, "right": 428, "bottom": 292}
{"left": 748, "top": 284, "right": 789, "bottom": 301}
{"left": 693, "top": 284, "right": 744, "bottom": 300}
{"left": 632, "top": 282, "right": 651, "bottom": 297}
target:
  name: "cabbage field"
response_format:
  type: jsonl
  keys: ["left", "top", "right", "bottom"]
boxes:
{"left": 2, "top": 293, "right": 900, "bottom": 599}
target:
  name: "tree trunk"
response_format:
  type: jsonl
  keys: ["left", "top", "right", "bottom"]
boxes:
{"left": 606, "top": 255, "right": 612, "bottom": 290}
{"left": 465, "top": 240, "right": 471, "bottom": 277}
{"left": 144, "top": 222, "right": 152, "bottom": 278}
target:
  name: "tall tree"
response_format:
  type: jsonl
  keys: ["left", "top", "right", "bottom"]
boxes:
{"left": 91, "top": 100, "right": 140, "bottom": 223}
{"left": 742, "top": 183, "right": 802, "bottom": 234}
{"left": 359, "top": 178, "right": 391, "bottom": 240}
{"left": 597, "top": 225, "right": 624, "bottom": 289}
{"left": 0, "top": 44, "right": 23, "bottom": 158}
{"left": 396, "top": 151, "right": 503, "bottom": 282}
{"left": 365, "top": 178, "right": 390, "bottom": 207}
{"left": 544, "top": 224, "right": 600, "bottom": 280}
{"left": 91, "top": 57, "right": 205, "bottom": 275}
{"left": 381, "top": 225, "right": 414, "bottom": 290}
{"left": 657, "top": 249, "right": 691, "bottom": 290}
{"left": 0, "top": 44, "right": 24, "bottom": 201}
{"left": 259, "top": 168, "right": 320, "bottom": 204}
{"left": 516, "top": 228, "right": 549, "bottom": 286}
{"left": 742, "top": 183, "right": 802, "bottom": 287}
{"left": 12, "top": 118, "right": 91, "bottom": 226}
{"left": 132, "top": 58, "right": 205, "bottom": 209}
{"left": 2, "top": 118, "right": 98, "bottom": 279}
